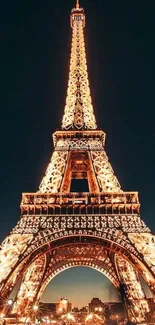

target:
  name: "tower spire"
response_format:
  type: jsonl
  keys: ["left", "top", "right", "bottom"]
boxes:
{"left": 76, "top": 0, "right": 79, "bottom": 9}
{"left": 62, "top": 2, "right": 97, "bottom": 130}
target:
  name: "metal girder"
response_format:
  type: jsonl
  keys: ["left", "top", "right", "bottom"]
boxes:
{"left": 115, "top": 255, "right": 150, "bottom": 323}
{"left": 9, "top": 243, "right": 119, "bottom": 316}
{"left": 39, "top": 151, "right": 68, "bottom": 193}
{"left": 38, "top": 137, "right": 121, "bottom": 194}
{"left": 62, "top": 4, "right": 96, "bottom": 130}
{"left": 12, "top": 255, "right": 46, "bottom": 316}
{"left": 129, "top": 233, "right": 155, "bottom": 276}
{"left": 0, "top": 234, "right": 32, "bottom": 291}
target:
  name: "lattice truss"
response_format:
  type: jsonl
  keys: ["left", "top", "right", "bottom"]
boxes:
{"left": 39, "top": 151, "right": 68, "bottom": 193}
{"left": 5, "top": 243, "right": 153, "bottom": 321}
{"left": 62, "top": 4, "right": 96, "bottom": 130}
{"left": 12, "top": 256, "right": 46, "bottom": 316}
{"left": 129, "top": 233, "right": 155, "bottom": 276}
{"left": 38, "top": 245, "right": 119, "bottom": 295}
{"left": 39, "top": 138, "right": 121, "bottom": 193}
{"left": 0, "top": 216, "right": 154, "bottom": 315}
{"left": 0, "top": 234, "right": 32, "bottom": 291}
{"left": 11, "top": 245, "right": 119, "bottom": 315}
{"left": 115, "top": 255, "right": 150, "bottom": 323}
{"left": 90, "top": 150, "right": 121, "bottom": 192}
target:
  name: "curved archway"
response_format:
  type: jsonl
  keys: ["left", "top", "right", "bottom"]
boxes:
{"left": 36, "top": 243, "right": 120, "bottom": 303}
{"left": 9, "top": 237, "right": 151, "bottom": 324}
{"left": 11, "top": 241, "right": 119, "bottom": 315}
{"left": 8, "top": 233, "right": 155, "bottom": 298}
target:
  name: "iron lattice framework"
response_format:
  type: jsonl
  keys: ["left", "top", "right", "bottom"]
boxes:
{"left": 0, "top": 1, "right": 155, "bottom": 323}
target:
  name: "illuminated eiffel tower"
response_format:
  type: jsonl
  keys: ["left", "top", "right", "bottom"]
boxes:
{"left": 0, "top": 1, "right": 155, "bottom": 323}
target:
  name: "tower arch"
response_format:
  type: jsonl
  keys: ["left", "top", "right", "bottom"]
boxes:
{"left": 2, "top": 235, "right": 153, "bottom": 324}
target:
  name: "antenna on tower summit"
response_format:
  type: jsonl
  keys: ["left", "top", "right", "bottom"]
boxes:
{"left": 76, "top": 0, "right": 80, "bottom": 9}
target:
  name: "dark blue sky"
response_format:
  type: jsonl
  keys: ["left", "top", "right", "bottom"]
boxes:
{"left": 1, "top": 0, "right": 155, "bottom": 304}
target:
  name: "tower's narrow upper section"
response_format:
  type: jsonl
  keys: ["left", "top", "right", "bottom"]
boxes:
{"left": 61, "top": 1, "right": 97, "bottom": 130}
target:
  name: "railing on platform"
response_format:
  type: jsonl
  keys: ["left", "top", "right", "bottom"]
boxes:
{"left": 21, "top": 192, "right": 139, "bottom": 206}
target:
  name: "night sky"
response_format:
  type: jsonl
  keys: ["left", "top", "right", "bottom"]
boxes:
{"left": 42, "top": 267, "right": 120, "bottom": 308}
{"left": 1, "top": 0, "right": 155, "bottom": 305}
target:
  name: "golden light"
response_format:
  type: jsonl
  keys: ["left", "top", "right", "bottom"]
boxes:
{"left": 7, "top": 299, "right": 13, "bottom": 306}
{"left": 0, "top": 314, "right": 4, "bottom": 319}
{"left": 85, "top": 313, "right": 103, "bottom": 322}
{"left": 58, "top": 307, "right": 63, "bottom": 312}
{"left": 67, "top": 313, "right": 75, "bottom": 321}
{"left": 33, "top": 305, "right": 38, "bottom": 311}
{"left": 62, "top": 313, "right": 75, "bottom": 322}
{"left": 61, "top": 0, "right": 97, "bottom": 131}
{"left": 96, "top": 314, "right": 102, "bottom": 320}
{"left": 95, "top": 306, "right": 103, "bottom": 312}
{"left": 85, "top": 313, "right": 93, "bottom": 321}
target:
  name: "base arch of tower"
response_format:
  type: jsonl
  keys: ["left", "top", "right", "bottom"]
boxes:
{"left": 20, "top": 230, "right": 155, "bottom": 290}
{"left": 1, "top": 233, "right": 155, "bottom": 298}
{"left": 1, "top": 236, "right": 154, "bottom": 323}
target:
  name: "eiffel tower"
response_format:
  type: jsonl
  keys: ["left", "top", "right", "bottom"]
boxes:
{"left": 1, "top": 1, "right": 155, "bottom": 323}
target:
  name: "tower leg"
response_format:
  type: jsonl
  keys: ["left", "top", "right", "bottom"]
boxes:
{"left": 12, "top": 255, "right": 46, "bottom": 318}
{"left": 115, "top": 255, "right": 150, "bottom": 323}
{"left": 90, "top": 150, "right": 121, "bottom": 192}
{"left": 0, "top": 234, "right": 32, "bottom": 290}
{"left": 39, "top": 151, "right": 68, "bottom": 193}
{"left": 129, "top": 233, "right": 155, "bottom": 292}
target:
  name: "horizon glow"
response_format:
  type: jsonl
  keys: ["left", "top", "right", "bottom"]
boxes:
{"left": 41, "top": 267, "right": 120, "bottom": 308}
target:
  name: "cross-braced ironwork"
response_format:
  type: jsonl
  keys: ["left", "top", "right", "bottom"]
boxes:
{"left": 0, "top": 1, "right": 155, "bottom": 323}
